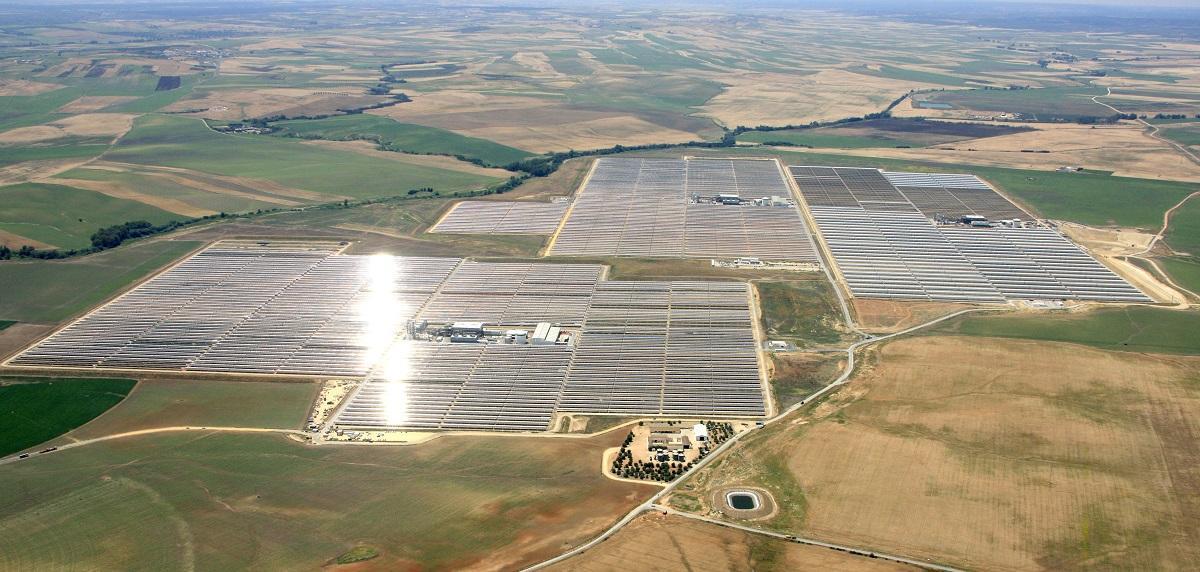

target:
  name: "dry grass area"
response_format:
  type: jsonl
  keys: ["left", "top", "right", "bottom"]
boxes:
{"left": 0, "top": 229, "right": 56, "bottom": 250}
{"left": 548, "top": 513, "right": 917, "bottom": 572}
{"left": 700, "top": 69, "right": 940, "bottom": 128}
{"left": 815, "top": 123, "right": 1200, "bottom": 182}
{"left": 0, "top": 158, "right": 97, "bottom": 187}
{"left": 0, "top": 113, "right": 136, "bottom": 145}
{"left": 0, "top": 79, "right": 60, "bottom": 96}
{"left": 56, "top": 96, "right": 139, "bottom": 113}
{"left": 851, "top": 299, "right": 975, "bottom": 334}
{"left": 370, "top": 91, "right": 702, "bottom": 152}
{"left": 686, "top": 336, "right": 1200, "bottom": 571}
{"left": 299, "top": 139, "right": 514, "bottom": 177}
{"left": 494, "top": 156, "right": 592, "bottom": 201}
{"left": 163, "top": 87, "right": 389, "bottom": 120}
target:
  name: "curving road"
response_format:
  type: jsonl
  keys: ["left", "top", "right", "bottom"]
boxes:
{"left": 523, "top": 305, "right": 1005, "bottom": 571}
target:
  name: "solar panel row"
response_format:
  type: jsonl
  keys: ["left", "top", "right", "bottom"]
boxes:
{"left": 551, "top": 158, "right": 818, "bottom": 260}
{"left": 430, "top": 201, "right": 568, "bottom": 234}
{"left": 334, "top": 344, "right": 573, "bottom": 432}
{"left": 15, "top": 245, "right": 769, "bottom": 431}
{"left": 791, "top": 167, "right": 1150, "bottom": 303}
{"left": 11, "top": 247, "right": 461, "bottom": 375}
{"left": 558, "top": 281, "right": 765, "bottom": 417}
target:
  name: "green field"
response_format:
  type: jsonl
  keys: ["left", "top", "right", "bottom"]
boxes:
{"left": 0, "top": 321, "right": 13, "bottom": 331}
{"left": 52, "top": 167, "right": 280, "bottom": 215}
{"left": 1159, "top": 126, "right": 1200, "bottom": 147}
{"left": 0, "top": 239, "right": 199, "bottom": 322}
{"left": 68, "top": 379, "right": 318, "bottom": 440}
{"left": 1166, "top": 197, "right": 1200, "bottom": 255}
{"left": 929, "top": 306, "right": 1200, "bottom": 355}
{"left": 0, "top": 377, "right": 135, "bottom": 457}
{"left": 105, "top": 115, "right": 503, "bottom": 200}
{"left": 851, "top": 64, "right": 972, "bottom": 87}
{"left": 0, "top": 182, "right": 182, "bottom": 249}
{"left": 918, "top": 85, "right": 1111, "bottom": 120}
{"left": 0, "top": 74, "right": 203, "bottom": 132}
{"left": 0, "top": 430, "right": 652, "bottom": 570}
{"left": 756, "top": 280, "right": 851, "bottom": 347}
{"left": 676, "top": 147, "right": 1199, "bottom": 229}
{"left": 268, "top": 114, "right": 534, "bottom": 166}
{"left": 1159, "top": 257, "right": 1200, "bottom": 296}
{"left": 739, "top": 129, "right": 925, "bottom": 149}
{"left": 0, "top": 142, "right": 109, "bottom": 168}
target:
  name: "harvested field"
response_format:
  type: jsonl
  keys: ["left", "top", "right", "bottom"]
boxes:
{"left": 851, "top": 299, "right": 975, "bottom": 334}
{"left": 801, "top": 123, "right": 1200, "bottom": 182}
{"left": 548, "top": 513, "right": 917, "bottom": 572}
{"left": 0, "top": 79, "right": 61, "bottom": 97}
{"left": 55, "top": 96, "right": 139, "bottom": 113}
{"left": 741, "top": 119, "right": 1030, "bottom": 149}
{"left": 0, "top": 113, "right": 136, "bottom": 145}
{"left": 0, "top": 430, "right": 656, "bottom": 571}
{"left": 700, "top": 69, "right": 941, "bottom": 128}
{"left": 162, "top": 87, "right": 391, "bottom": 120}
{"left": 372, "top": 91, "right": 706, "bottom": 152}
{"left": 685, "top": 336, "right": 1200, "bottom": 571}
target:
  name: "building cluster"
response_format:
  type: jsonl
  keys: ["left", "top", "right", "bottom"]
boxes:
{"left": 610, "top": 421, "right": 734, "bottom": 482}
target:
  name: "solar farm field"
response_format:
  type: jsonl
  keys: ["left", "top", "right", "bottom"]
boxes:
{"left": 0, "top": 430, "right": 657, "bottom": 571}
{"left": 431, "top": 200, "right": 567, "bottom": 234}
{"left": 12, "top": 242, "right": 771, "bottom": 431}
{"left": 791, "top": 166, "right": 1149, "bottom": 302}
{"left": 550, "top": 158, "right": 818, "bottom": 260}
{"left": 682, "top": 335, "right": 1200, "bottom": 570}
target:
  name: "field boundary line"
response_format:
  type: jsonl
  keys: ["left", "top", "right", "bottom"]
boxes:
{"left": 0, "top": 426, "right": 304, "bottom": 466}
{"left": 653, "top": 505, "right": 966, "bottom": 572}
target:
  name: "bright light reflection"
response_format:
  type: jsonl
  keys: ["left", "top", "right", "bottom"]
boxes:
{"left": 355, "top": 253, "right": 413, "bottom": 426}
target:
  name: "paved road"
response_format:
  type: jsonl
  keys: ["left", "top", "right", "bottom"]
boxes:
{"left": 523, "top": 306, "right": 1004, "bottom": 571}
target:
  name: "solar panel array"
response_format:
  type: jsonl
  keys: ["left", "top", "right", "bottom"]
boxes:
{"left": 558, "top": 281, "right": 766, "bottom": 417}
{"left": 791, "top": 166, "right": 1150, "bottom": 303}
{"left": 15, "top": 244, "right": 770, "bottom": 431}
{"left": 11, "top": 245, "right": 462, "bottom": 376}
{"left": 550, "top": 158, "right": 817, "bottom": 260}
{"left": 430, "top": 201, "right": 568, "bottom": 234}
{"left": 418, "top": 261, "right": 600, "bottom": 327}
{"left": 335, "top": 343, "right": 573, "bottom": 432}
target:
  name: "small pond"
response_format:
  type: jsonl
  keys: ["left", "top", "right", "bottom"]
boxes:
{"left": 727, "top": 492, "right": 759, "bottom": 510}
